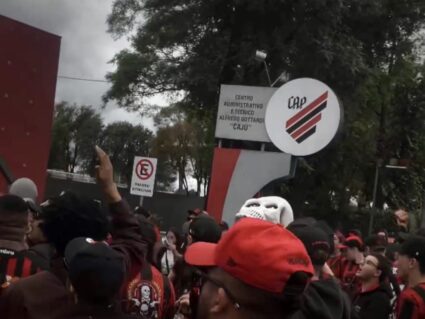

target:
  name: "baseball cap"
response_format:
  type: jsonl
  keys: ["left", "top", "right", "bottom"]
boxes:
{"left": 344, "top": 235, "right": 364, "bottom": 250}
{"left": 399, "top": 235, "right": 425, "bottom": 262}
{"left": 185, "top": 218, "right": 313, "bottom": 294}
{"left": 288, "top": 224, "right": 330, "bottom": 266}
{"left": 65, "top": 237, "right": 124, "bottom": 303}
{"left": 189, "top": 216, "right": 222, "bottom": 243}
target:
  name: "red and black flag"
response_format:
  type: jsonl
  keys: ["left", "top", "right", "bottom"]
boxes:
{"left": 286, "top": 91, "right": 328, "bottom": 143}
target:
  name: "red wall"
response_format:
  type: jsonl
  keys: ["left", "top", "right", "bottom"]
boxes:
{"left": 0, "top": 15, "right": 60, "bottom": 199}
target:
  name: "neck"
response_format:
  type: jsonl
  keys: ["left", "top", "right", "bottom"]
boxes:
{"left": 361, "top": 278, "right": 379, "bottom": 292}
{"left": 408, "top": 271, "right": 425, "bottom": 288}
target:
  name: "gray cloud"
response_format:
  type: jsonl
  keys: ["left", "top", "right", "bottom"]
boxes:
{"left": 0, "top": 0, "right": 157, "bottom": 130}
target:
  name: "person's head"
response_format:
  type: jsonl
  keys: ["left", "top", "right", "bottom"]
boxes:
{"left": 134, "top": 206, "right": 151, "bottom": 219}
{"left": 166, "top": 227, "right": 181, "bottom": 246}
{"left": 0, "top": 194, "right": 29, "bottom": 244}
{"left": 65, "top": 237, "right": 124, "bottom": 306}
{"left": 344, "top": 235, "right": 364, "bottom": 261}
{"left": 287, "top": 224, "right": 330, "bottom": 273}
{"left": 187, "top": 216, "right": 222, "bottom": 246}
{"left": 188, "top": 208, "right": 206, "bottom": 222}
{"left": 364, "top": 234, "right": 387, "bottom": 255}
{"left": 41, "top": 192, "right": 109, "bottom": 256}
{"left": 357, "top": 253, "right": 391, "bottom": 284}
{"left": 185, "top": 218, "right": 314, "bottom": 319}
{"left": 396, "top": 235, "right": 425, "bottom": 283}
{"left": 137, "top": 216, "right": 159, "bottom": 264}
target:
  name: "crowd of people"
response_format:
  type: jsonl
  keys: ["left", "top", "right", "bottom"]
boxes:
{"left": 0, "top": 146, "right": 425, "bottom": 319}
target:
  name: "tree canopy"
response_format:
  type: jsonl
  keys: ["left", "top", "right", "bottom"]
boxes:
{"left": 104, "top": 0, "right": 425, "bottom": 231}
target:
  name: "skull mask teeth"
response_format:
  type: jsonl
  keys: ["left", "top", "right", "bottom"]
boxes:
{"left": 235, "top": 196, "right": 294, "bottom": 227}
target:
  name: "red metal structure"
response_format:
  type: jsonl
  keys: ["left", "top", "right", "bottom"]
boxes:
{"left": 0, "top": 15, "right": 60, "bottom": 199}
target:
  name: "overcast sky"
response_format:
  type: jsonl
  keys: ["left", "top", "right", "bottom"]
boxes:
{"left": 0, "top": 0, "right": 160, "bottom": 129}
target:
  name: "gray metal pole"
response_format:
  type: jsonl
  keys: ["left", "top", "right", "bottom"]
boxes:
{"left": 368, "top": 162, "right": 380, "bottom": 235}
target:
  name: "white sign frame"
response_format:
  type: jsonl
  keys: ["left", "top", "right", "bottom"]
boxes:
{"left": 130, "top": 156, "right": 158, "bottom": 197}
{"left": 215, "top": 84, "right": 275, "bottom": 142}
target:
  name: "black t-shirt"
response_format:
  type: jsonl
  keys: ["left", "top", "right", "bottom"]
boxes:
{"left": 352, "top": 284, "right": 392, "bottom": 319}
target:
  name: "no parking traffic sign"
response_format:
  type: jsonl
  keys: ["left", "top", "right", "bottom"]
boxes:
{"left": 130, "top": 156, "right": 157, "bottom": 197}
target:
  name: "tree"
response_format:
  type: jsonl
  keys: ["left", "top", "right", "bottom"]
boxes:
{"left": 100, "top": 121, "right": 153, "bottom": 184}
{"left": 49, "top": 102, "right": 103, "bottom": 173}
{"left": 105, "top": 0, "right": 425, "bottom": 229}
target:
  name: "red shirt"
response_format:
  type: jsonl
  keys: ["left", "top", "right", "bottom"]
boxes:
{"left": 328, "top": 255, "right": 345, "bottom": 279}
{"left": 340, "top": 259, "right": 361, "bottom": 299}
{"left": 396, "top": 283, "right": 425, "bottom": 319}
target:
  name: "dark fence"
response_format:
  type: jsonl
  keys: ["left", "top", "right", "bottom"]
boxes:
{"left": 45, "top": 176, "right": 205, "bottom": 231}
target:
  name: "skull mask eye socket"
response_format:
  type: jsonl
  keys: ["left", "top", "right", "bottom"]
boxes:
{"left": 246, "top": 202, "right": 260, "bottom": 208}
{"left": 265, "top": 204, "right": 278, "bottom": 210}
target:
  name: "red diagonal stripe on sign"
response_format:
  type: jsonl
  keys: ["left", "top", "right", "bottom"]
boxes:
{"left": 286, "top": 91, "right": 328, "bottom": 129}
{"left": 291, "top": 113, "right": 322, "bottom": 139}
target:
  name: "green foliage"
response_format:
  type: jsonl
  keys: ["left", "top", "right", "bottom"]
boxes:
{"left": 48, "top": 102, "right": 103, "bottom": 173}
{"left": 105, "top": 0, "right": 425, "bottom": 228}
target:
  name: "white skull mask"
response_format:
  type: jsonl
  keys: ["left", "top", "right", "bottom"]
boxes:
{"left": 235, "top": 196, "right": 294, "bottom": 227}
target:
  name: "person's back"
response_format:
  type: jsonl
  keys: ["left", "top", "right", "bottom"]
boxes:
{"left": 124, "top": 217, "right": 175, "bottom": 319}
{"left": 288, "top": 222, "right": 350, "bottom": 319}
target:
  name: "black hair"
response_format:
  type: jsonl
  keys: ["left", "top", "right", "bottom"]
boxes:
{"left": 369, "top": 253, "right": 400, "bottom": 296}
{"left": 227, "top": 271, "right": 310, "bottom": 319}
{"left": 0, "top": 194, "right": 28, "bottom": 214}
{"left": 41, "top": 192, "right": 109, "bottom": 256}
{"left": 167, "top": 227, "right": 182, "bottom": 248}
{"left": 69, "top": 257, "right": 124, "bottom": 306}
{"left": 134, "top": 206, "right": 151, "bottom": 219}
{"left": 137, "top": 215, "right": 157, "bottom": 264}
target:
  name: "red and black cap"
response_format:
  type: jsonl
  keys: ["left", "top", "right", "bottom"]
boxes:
{"left": 343, "top": 235, "right": 364, "bottom": 250}
{"left": 185, "top": 218, "right": 314, "bottom": 294}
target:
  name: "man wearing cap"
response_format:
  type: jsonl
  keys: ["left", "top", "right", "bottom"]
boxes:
{"left": 339, "top": 235, "right": 365, "bottom": 299}
{"left": 173, "top": 216, "right": 222, "bottom": 298}
{"left": 396, "top": 235, "right": 425, "bottom": 319}
{"left": 182, "top": 218, "right": 313, "bottom": 319}
{"left": 288, "top": 223, "right": 350, "bottom": 319}
{"left": 64, "top": 237, "right": 136, "bottom": 319}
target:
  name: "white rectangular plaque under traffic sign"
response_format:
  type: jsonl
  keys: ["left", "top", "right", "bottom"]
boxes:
{"left": 215, "top": 84, "right": 276, "bottom": 142}
{"left": 130, "top": 156, "right": 158, "bottom": 197}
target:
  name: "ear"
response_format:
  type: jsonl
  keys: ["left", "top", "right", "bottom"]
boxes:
{"left": 210, "top": 287, "right": 233, "bottom": 315}
{"left": 374, "top": 268, "right": 382, "bottom": 278}
{"left": 409, "top": 258, "right": 418, "bottom": 269}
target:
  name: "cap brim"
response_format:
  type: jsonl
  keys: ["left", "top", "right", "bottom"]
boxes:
{"left": 184, "top": 242, "right": 217, "bottom": 266}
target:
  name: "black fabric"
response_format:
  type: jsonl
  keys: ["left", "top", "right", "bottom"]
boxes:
{"left": 398, "top": 300, "right": 415, "bottom": 319}
{"left": 352, "top": 284, "right": 392, "bottom": 319}
{"left": 290, "top": 278, "right": 351, "bottom": 319}
{"left": 412, "top": 285, "right": 425, "bottom": 304}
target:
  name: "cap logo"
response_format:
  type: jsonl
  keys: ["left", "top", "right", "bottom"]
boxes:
{"left": 288, "top": 257, "right": 309, "bottom": 267}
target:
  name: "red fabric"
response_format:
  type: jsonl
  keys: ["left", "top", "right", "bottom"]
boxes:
{"left": 345, "top": 235, "right": 364, "bottom": 247}
{"left": 396, "top": 283, "right": 425, "bottom": 319}
{"left": 185, "top": 218, "right": 314, "bottom": 294}
{"left": 328, "top": 255, "right": 345, "bottom": 279}
{"left": 125, "top": 264, "right": 175, "bottom": 319}
{"left": 340, "top": 259, "right": 361, "bottom": 298}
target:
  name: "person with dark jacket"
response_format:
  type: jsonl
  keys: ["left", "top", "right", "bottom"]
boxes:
{"left": 124, "top": 217, "right": 176, "bottom": 319}
{"left": 0, "top": 194, "right": 48, "bottom": 289}
{"left": 352, "top": 253, "right": 395, "bottom": 319}
{"left": 0, "top": 146, "right": 147, "bottom": 319}
{"left": 288, "top": 222, "right": 351, "bottom": 319}
{"left": 65, "top": 237, "right": 137, "bottom": 319}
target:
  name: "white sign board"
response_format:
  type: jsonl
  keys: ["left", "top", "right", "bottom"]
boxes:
{"left": 215, "top": 85, "right": 276, "bottom": 142}
{"left": 265, "top": 78, "right": 341, "bottom": 156}
{"left": 130, "top": 156, "right": 158, "bottom": 197}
